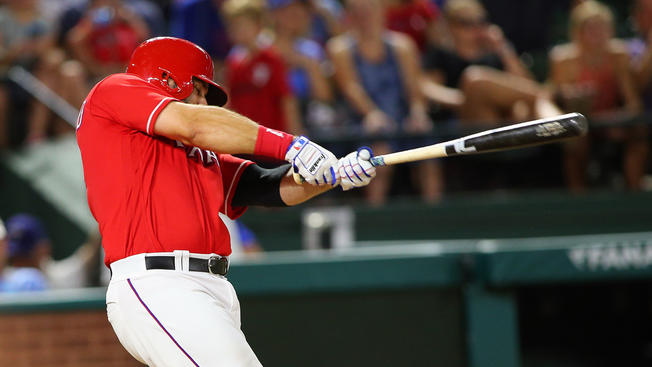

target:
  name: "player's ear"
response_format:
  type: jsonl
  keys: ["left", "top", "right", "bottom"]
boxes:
{"left": 166, "top": 76, "right": 178, "bottom": 89}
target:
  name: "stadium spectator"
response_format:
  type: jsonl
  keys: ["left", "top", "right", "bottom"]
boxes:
{"left": 550, "top": 1, "right": 646, "bottom": 192}
{"left": 328, "top": 0, "right": 442, "bottom": 204}
{"left": 222, "top": 0, "right": 303, "bottom": 134}
{"left": 384, "top": 0, "right": 441, "bottom": 52}
{"left": 169, "top": 0, "right": 232, "bottom": 67}
{"left": 0, "top": 0, "right": 87, "bottom": 146}
{"left": 57, "top": 0, "right": 164, "bottom": 50}
{"left": 630, "top": 0, "right": 652, "bottom": 122}
{"left": 308, "top": 0, "right": 344, "bottom": 45}
{"left": 1, "top": 213, "right": 104, "bottom": 291}
{"left": 420, "top": 0, "right": 559, "bottom": 125}
{"left": 220, "top": 215, "right": 264, "bottom": 258}
{"left": 66, "top": 0, "right": 150, "bottom": 82}
{"left": 269, "top": 0, "right": 336, "bottom": 132}
{"left": 2, "top": 214, "right": 50, "bottom": 292}
{"left": 45, "top": 229, "right": 104, "bottom": 289}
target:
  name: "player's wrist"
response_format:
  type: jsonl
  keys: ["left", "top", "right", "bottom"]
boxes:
{"left": 253, "top": 125, "right": 295, "bottom": 161}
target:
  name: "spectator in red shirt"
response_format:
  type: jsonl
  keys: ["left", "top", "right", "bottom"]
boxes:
{"left": 67, "top": 0, "right": 150, "bottom": 82}
{"left": 223, "top": 0, "right": 303, "bottom": 135}
{"left": 384, "top": 0, "right": 441, "bottom": 52}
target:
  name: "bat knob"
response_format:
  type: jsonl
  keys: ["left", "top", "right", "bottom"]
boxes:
{"left": 568, "top": 113, "right": 589, "bottom": 136}
{"left": 292, "top": 172, "right": 305, "bottom": 184}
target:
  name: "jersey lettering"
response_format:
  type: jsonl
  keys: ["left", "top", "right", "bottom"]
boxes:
{"left": 175, "top": 140, "right": 219, "bottom": 167}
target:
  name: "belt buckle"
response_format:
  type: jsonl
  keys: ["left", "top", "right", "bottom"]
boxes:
{"left": 208, "top": 255, "right": 228, "bottom": 275}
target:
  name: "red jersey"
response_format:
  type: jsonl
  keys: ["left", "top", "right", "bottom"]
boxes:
{"left": 225, "top": 46, "right": 291, "bottom": 131}
{"left": 76, "top": 73, "right": 252, "bottom": 266}
{"left": 385, "top": 1, "right": 439, "bottom": 52}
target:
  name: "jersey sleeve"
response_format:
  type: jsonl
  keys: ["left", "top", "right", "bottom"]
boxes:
{"left": 88, "top": 74, "right": 177, "bottom": 135}
{"left": 219, "top": 154, "right": 254, "bottom": 219}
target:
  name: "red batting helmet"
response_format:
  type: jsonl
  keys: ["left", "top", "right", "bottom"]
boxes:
{"left": 126, "top": 37, "right": 228, "bottom": 106}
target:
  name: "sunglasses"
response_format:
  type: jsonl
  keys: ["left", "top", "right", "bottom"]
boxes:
{"left": 450, "top": 17, "right": 487, "bottom": 28}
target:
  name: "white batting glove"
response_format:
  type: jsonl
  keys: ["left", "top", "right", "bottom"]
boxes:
{"left": 285, "top": 136, "right": 339, "bottom": 185}
{"left": 338, "top": 147, "right": 376, "bottom": 191}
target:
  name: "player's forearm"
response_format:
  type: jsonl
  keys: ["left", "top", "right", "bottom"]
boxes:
{"left": 157, "top": 102, "right": 261, "bottom": 154}
{"left": 279, "top": 173, "right": 333, "bottom": 206}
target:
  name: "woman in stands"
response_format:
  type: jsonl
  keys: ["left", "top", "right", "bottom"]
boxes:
{"left": 328, "top": 0, "right": 442, "bottom": 204}
{"left": 549, "top": 1, "right": 647, "bottom": 192}
{"left": 421, "top": 0, "right": 560, "bottom": 126}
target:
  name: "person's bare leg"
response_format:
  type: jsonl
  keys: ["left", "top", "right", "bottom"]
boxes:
{"left": 413, "top": 160, "right": 443, "bottom": 203}
{"left": 459, "top": 66, "right": 561, "bottom": 124}
{"left": 366, "top": 142, "right": 393, "bottom": 205}
{"left": 564, "top": 136, "right": 590, "bottom": 193}
{"left": 623, "top": 127, "right": 648, "bottom": 191}
{"left": 458, "top": 68, "right": 502, "bottom": 124}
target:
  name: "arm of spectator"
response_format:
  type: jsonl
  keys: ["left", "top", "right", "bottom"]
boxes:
{"left": 66, "top": 19, "right": 110, "bottom": 77}
{"left": 612, "top": 42, "right": 642, "bottom": 113}
{"left": 631, "top": 29, "right": 652, "bottom": 91}
{"left": 310, "top": 0, "right": 343, "bottom": 37}
{"left": 421, "top": 72, "right": 465, "bottom": 109}
{"left": 115, "top": 3, "right": 150, "bottom": 41}
{"left": 327, "top": 35, "right": 394, "bottom": 132}
{"left": 327, "top": 36, "right": 376, "bottom": 115}
{"left": 303, "top": 57, "right": 333, "bottom": 102}
{"left": 633, "top": 48, "right": 652, "bottom": 91}
{"left": 485, "top": 25, "right": 533, "bottom": 80}
{"left": 283, "top": 48, "right": 333, "bottom": 102}
{"left": 76, "top": 230, "right": 103, "bottom": 285}
{"left": 548, "top": 43, "right": 588, "bottom": 112}
{"left": 391, "top": 32, "right": 432, "bottom": 133}
{"left": 282, "top": 96, "right": 305, "bottom": 135}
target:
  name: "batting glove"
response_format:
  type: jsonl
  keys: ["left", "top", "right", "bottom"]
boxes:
{"left": 338, "top": 147, "right": 376, "bottom": 191}
{"left": 285, "top": 136, "right": 339, "bottom": 185}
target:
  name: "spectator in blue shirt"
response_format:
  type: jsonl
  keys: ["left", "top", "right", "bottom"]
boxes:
{"left": 169, "top": 0, "right": 231, "bottom": 64}
{"left": 269, "top": 0, "right": 335, "bottom": 132}
{"left": 1, "top": 214, "right": 50, "bottom": 293}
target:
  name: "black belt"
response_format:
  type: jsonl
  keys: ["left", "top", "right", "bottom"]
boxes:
{"left": 145, "top": 255, "right": 229, "bottom": 276}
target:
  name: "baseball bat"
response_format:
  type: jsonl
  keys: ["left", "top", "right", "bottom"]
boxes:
{"left": 293, "top": 112, "right": 588, "bottom": 183}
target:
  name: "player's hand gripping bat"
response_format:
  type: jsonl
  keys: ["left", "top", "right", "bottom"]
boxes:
{"left": 293, "top": 112, "right": 588, "bottom": 184}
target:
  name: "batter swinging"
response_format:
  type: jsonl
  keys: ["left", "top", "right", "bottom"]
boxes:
{"left": 76, "top": 37, "right": 375, "bottom": 366}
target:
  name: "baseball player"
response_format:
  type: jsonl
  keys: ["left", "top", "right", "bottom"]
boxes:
{"left": 76, "top": 36, "right": 375, "bottom": 367}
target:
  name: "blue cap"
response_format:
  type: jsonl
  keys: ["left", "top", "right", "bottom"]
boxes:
{"left": 6, "top": 214, "right": 48, "bottom": 258}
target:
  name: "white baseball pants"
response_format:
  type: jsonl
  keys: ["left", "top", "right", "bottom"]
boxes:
{"left": 106, "top": 251, "right": 263, "bottom": 367}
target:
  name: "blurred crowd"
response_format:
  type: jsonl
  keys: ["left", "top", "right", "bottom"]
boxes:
{"left": 0, "top": 0, "right": 651, "bottom": 204}
{"left": 0, "top": 213, "right": 260, "bottom": 293}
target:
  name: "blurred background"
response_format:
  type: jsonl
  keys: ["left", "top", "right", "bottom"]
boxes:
{"left": 1, "top": 0, "right": 652, "bottom": 366}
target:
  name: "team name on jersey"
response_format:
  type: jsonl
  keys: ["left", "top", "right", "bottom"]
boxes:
{"left": 175, "top": 141, "right": 219, "bottom": 167}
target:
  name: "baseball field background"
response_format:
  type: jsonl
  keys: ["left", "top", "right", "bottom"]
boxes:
{"left": 2, "top": 139, "right": 652, "bottom": 366}
{"left": 3, "top": 0, "right": 652, "bottom": 365}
